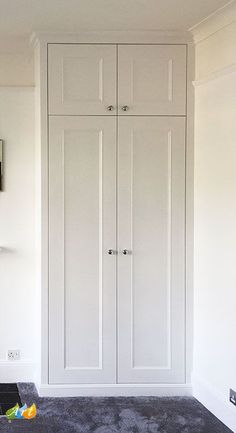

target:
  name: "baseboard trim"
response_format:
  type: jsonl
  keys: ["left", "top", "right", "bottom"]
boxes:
{"left": 192, "top": 375, "right": 236, "bottom": 433}
{"left": 36, "top": 383, "right": 192, "bottom": 398}
{"left": 0, "top": 361, "right": 37, "bottom": 382}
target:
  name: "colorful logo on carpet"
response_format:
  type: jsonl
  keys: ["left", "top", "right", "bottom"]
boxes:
{"left": 5, "top": 403, "right": 36, "bottom": 421}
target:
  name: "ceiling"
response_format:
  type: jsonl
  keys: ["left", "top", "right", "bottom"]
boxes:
{"left": 0, "top": 0, "right": 230, "bottom": 39}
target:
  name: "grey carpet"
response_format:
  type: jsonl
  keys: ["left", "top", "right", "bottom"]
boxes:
{"left": 0, "top": 383, "right": 232, "bottom": 433}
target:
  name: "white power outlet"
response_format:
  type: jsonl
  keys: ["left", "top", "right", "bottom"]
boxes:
{"left": 7, "top": 350, "right": 20, "bottom": 361}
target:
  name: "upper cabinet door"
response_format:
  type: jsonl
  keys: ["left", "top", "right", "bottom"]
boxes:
{"left": 48, "top": 44, "right": 117, "bottom": 115}
{"left": 118, "top": 45, "right": 186, "bottom": 115}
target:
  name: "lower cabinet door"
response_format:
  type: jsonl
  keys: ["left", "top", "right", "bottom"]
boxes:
{"left": 118, "top": 116, "right": 186, "bottom": 383}
{"left": 49, "top": 116, "right": 117, "bottom": 384}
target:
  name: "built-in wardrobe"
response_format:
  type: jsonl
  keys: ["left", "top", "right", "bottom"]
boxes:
{"left": 34, "top": 34, "right": 192, "bottom": 396}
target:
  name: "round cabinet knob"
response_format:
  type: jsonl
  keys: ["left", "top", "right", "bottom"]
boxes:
{"left": 107, "top": 249, "right": 116, "bottom": 255}
{"left": 107, "top": 105, "right": 114, "bottom": 111}
{"left": 121, "top": 105, "right": 129, "bottom": 112}
{"left": 122, "top": 249, "right": 129, "bottom": 255}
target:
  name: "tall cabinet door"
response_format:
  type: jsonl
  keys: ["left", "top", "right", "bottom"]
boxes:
{"left": 48, "top": 44, "right": 117, "bottom": 115}
{"left": 49, "top": 116, "right": 116, "bottom": 384}
{"left": 118, "top": 45, "right": 186, "bottom": 115}
{"left": 118, "top": 116, "right": 186, "bottom": 383}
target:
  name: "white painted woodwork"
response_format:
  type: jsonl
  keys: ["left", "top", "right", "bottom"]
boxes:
{"left": 32, "top": 31, "right": 192, "bottom": 46}
{"left": 37, "top": 383, "right": 192, "bottom": 397}
{"left": 117, "top": 116, "right": 186, "bottom": 383}
{"left": 49, "top": 116, "right": 117, "bottom": 384}
{"left": 48, "top": 44, "right": 117, "bottom": 115}
{"left": 118, "top": 45, "right": 186, "bottom": 115}
{"left": 46, "top": 42, "right": 188, "bottom": 387}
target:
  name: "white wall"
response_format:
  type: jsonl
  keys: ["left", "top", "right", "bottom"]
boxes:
{"left": 0, "top": 80, "right": 37, "bottom": 380}
{"left": 193, "top": 13, "right": 236, "bottom": 432}
{"left": 0, "top": 37, "right": 34, "bottom": 87}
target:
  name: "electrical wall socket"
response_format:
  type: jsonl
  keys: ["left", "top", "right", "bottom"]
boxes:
{"left": 7, "top": 350, "right": 20, "bottom": 361}
{"left": 229, "top": 389, "right": 236, "bottom": 406}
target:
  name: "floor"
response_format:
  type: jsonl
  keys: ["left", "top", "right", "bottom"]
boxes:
{"left": 0, "top": 383, "right": 232, "bottom": 433}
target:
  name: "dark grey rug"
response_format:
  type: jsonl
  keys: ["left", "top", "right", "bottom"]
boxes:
{"left": 0, "top": 383, "right": 232, "bottom": 433}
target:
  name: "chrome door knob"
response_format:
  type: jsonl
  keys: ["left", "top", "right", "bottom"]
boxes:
{"left": 121, "top": 105, "right": 129, "bottom": 112}
{"left": 122, "top": 249, "right": 129, "bottom": 255}
{"left": 107, "top": 249, "right": 116, "bottom": 255}
{"left": 107, "top": 105, "right": 114, "bottom": 111}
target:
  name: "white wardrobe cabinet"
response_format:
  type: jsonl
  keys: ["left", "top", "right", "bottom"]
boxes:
{"left": 36, "top": 39, "right": 189, "bottom": 391}
{"left": 48, "top": 44, "right": 186, "bottom": 116}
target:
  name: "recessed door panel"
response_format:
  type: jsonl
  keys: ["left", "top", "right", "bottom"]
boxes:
{"left": 118, "top": 45, "right": 186, "bottom": 115}
{"left": 49, "top": 116, "right": 116, "bottom": 384}
{"left": 118, "top": 116, "right": 186, "bottom": 383}
{"left": 48, "top": 44, "right": 117, "bottom": 115}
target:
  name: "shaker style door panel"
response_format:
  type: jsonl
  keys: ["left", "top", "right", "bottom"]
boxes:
{"left": 117, "top": 116, "right": 186, "bottom": 383}
{"left": 118, "top": 45, "right": 186, "bottom": 115}
{"left": 48, "top": 44, "right": 117, "bottom": 115}
{"left": 49, "top": 116, "right": 116, "bottom": 384}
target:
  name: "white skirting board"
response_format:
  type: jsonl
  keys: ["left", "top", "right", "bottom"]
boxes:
{"left": 192, "top": 375, "right": 236, "bottom": 433}
{"left": 0, "top": 361, "right": 38, "bottom": 383}
{"left": 36, "top": 383, "right": 192, "bottom": 398}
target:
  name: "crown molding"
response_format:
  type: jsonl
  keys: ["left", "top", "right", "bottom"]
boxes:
{"left": 30, "top": 30, "right": 193, "bottom": 47}
{"left": 189, "top": 0, "right": 236, "bottom": 44}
